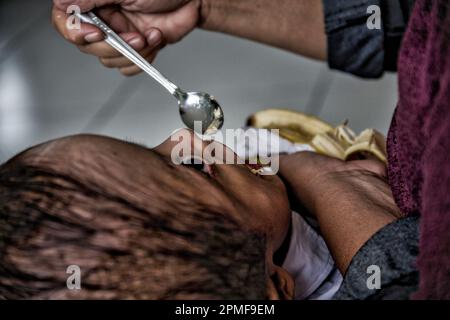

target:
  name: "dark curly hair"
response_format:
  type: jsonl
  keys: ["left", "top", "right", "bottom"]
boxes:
{"left": 0, "top": 135, "right": 266, "bottom": 299}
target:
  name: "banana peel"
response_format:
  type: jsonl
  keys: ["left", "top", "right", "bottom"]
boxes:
{"left": 247, "top": 108, "right": 387, "bottom": 163}
{"left": 247, "top": 109, "right": 333, "bottom": 144}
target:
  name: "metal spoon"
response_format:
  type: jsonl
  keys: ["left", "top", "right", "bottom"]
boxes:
{"left": 76, "top": 12, "right": 224, "bottom": 135}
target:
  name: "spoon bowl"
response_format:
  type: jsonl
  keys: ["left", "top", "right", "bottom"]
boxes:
{"left": 178, "top": 92, "right": 224, "bottom": 135}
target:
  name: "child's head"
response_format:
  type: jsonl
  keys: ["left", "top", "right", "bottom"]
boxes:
{"left": 0, "top": 133, "right": 293, "bottom": 299}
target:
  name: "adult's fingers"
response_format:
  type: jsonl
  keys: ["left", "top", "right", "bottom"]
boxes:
{"left": 100, "top": 55, "right": 137, "bottom": 68}
{"left": 53, "top": 4, "right": 149, "bottom": 46}
{"left": 77, "top": 32, "right": 147, "bottom": 57}
{"left": 119, "top": 65, "right": 143, "bottom": 77}
{"left": 53, "top": 4, "right": 161, "bottom": 66}
{"left": 52, "top": 5, "right": 138, "bottom": 47}
{"left": 99, "top": 44, "right": 156, "bottom": 67}
{"left": 52, "top": 6, "right": 103, "bottom": 45}
{"left": 79, "top": 27, "right": 162, "bottom": 57}
{"left": 119, "top": 46, "right": 163, "bottom": 77}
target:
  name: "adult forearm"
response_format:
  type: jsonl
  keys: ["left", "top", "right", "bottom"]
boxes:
{"left": 279, "top": 153, "right": 401, "bottom": 274}
{"left": 200, "top": 0, "right": 327, "bottom": 60}
{"left": 312, "top": 172, "right": 399, "bottom": 274}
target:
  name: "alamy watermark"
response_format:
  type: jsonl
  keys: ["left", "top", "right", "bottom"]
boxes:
{"left": 170, "top": 122, "right": 280, "bottom": 175}
{"left": 367, "top": 5, "right": 381, "bottom": 30}
{"left": 66, "top": 265, "right": 81, "bottom": 290}
{"left": 366, "top": 265, "right": 381, "bottom": 290}
{"left": 66, "top": 5, "right": 81, "bottom": 30}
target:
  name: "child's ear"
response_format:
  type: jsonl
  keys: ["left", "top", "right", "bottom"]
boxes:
{"left": 266, "top": 266, "right": 295, "bottom": 300}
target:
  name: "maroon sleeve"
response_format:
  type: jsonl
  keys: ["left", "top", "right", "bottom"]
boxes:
{"left": 411, "top": 5, "right": 450, "bottom": 297}
{"left": 413, "top": 99, "right": 450, "bottom": 299}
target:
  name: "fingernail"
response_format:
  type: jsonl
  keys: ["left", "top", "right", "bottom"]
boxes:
{"left": 147, "top": 30, "right": 161, "bottom": 45}
{"left": 84, "top": 32, "right": 102, "bottom": 43}
{"left": 128, "top": 37, "right": 143, "bottom": 48}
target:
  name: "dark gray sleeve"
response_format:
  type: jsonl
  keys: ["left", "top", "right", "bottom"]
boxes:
{"left": 334, "top": 216, "right": 420, "bottom": 300}
{"left": 322, "top": 0, "right": 416, "bottom": 78}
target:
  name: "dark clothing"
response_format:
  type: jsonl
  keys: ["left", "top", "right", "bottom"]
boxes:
{"left": 334, "top": 217, "right": 420, "bottom": 300}
{"left": 323, "top": 0, "right": 450, "bottom": 299}
{"left": 323, "top": 0, "right": 415, "bottom": 78}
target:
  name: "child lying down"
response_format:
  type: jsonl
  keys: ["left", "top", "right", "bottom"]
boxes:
{"left": 0, "top": 112, "right": 384, "bottom": 299}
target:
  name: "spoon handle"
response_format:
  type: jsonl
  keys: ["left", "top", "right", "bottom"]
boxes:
{"left": 76, "top": 12, "right": 179, "bottom": 95}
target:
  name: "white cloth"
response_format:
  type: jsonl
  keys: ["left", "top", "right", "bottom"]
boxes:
{"left": 282, "top": 212, "right": 343, "bottom": 300}
{"left": 229, "top": 128, "right": 314, "bottom": 175}
{"left": 308, "top": 268, "right": 343, "bottom": 300}
{"left": 231, "top": 128, "right": 314, "bottom": 159}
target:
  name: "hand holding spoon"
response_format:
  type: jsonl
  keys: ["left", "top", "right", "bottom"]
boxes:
{"left": 76, "top": 12, "right": 224, "bottom": 135}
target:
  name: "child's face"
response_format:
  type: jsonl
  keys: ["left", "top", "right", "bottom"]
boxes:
{"left": 153, "top": 130, "right": 292, "bottom": 256}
